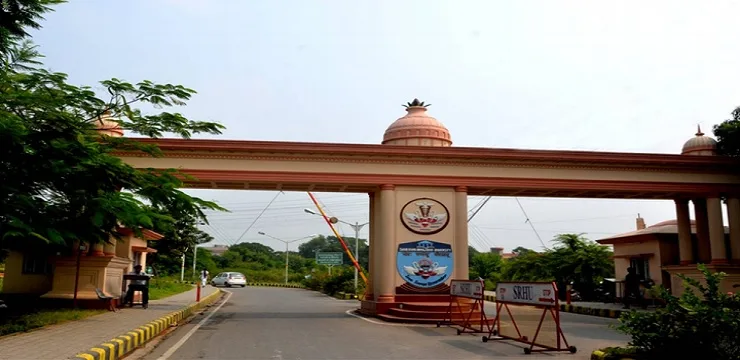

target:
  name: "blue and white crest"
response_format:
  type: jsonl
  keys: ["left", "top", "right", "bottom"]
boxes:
{"left": 396, "top": 240, "right": 453, "bottom": 288}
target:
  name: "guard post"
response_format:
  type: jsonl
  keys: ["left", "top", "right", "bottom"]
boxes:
{"left": 437, "top": 279, "right": 492, "bottom": 335}
{"left": 483, "top": 281, "right": 576, "bottom": 355}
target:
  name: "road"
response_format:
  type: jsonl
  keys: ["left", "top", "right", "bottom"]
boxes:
{"left": 140, "top": 287, "right": 628, "bottom": 360}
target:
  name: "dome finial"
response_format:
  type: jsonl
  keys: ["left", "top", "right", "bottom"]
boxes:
{"left": 696, "top": 124, "right": 704, "bottom": 136}
{"left": 403, "top": 98, "right": 431, "bottom": 109}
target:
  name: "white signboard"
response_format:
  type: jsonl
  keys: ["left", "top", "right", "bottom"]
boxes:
{"left": 450, "top": 280, "right": 484, "bottom": 299}
{"left": 496, "top": 282, "right": 557, "bottom": 306}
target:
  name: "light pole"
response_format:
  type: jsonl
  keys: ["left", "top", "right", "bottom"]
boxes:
{"left": 304, "top": 208, "right": 368, "bottom": 291}
{"left": 258, "top": 232, "right": 316, "bottom": 284}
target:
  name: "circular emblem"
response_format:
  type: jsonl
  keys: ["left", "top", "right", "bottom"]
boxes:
{"left": 399, "top": 198, "right": 450, "bottom": 235}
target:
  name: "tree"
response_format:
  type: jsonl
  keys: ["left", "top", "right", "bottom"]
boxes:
{"left": 468, "top": 246, "right": 480, "bottom": 265}
{"left": 713, "top": 106, "right": 740, "bottom": 157}
{"left": 0, "top": 1, "right": 226, "bottom": 250}
{"left": 297, "top": 235, "right": 368, "bottom": 270}
{"left": 546, "top": 233, "right": 614, "bottom": 300}
{"left": 469, "top": 252, "right": 502, "bottom": 283}
{"left": 0, "top": 0, "right": 64, "bottom": 55}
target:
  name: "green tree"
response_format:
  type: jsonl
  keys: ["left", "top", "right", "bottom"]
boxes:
{"left": 713, "top": 106, "right": 740, "bottom": 157}
{"left": 297, "top": 235, "right": 368, "bottom": 270}
{"left": 469, "top": 252, "right": 502, "bottom": 281}
{"left": 468, "top": 245, "right": 480, "bottom": 265}
{"left": 546, "top": 233, "right": 614, "bottom": 300}
{"left": 0, "top": 1, "right": 226, "bottom": 250}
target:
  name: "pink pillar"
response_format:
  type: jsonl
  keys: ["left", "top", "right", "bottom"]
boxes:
{"left": 375, "top": 184, "right": 395, "bottom": 303}
{"left": 366, "top": 192, "right": 375, "bottom": 298}
{"left": 693, "top": 199, "right": 711, "bottom": 263}
{"left": 727, "top": 197, "right": 740, "bottom": 263}
{"left": 454, "top": 186, "right": 469, "bottom": 280}
{"left": 675, "top": 199, "right": 693, "bottom": 265}
{"left": 707, "top": 197, "right": 727, "bottom": 264}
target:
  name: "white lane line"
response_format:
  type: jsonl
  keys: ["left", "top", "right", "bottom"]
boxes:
{"left": 156, "top": 290, "right": 233, "bottom": 360}
{"left": 344, "top": 309, "right": 439, "bottom": 328}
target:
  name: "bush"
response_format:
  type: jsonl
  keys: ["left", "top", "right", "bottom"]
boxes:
{"left": 301, "top": 267, "right": 358, "bottom": 296}
{"left": 615, "top": 264, "right": 740, "bottom": 359}
{"left": 148, "top": 277, "right": 193, "bottom": 300}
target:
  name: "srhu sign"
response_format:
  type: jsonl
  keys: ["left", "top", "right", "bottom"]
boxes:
{"left": 450, "top": 280, "right": 484, "bottom": 299}
{"left": 315, "top": 252, "right": 343, "bottom": 266}
{"left": 496, "top": 282, "right": 557, "bottom": 306}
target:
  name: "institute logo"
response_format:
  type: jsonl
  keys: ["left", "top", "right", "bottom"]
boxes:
{"left": 396, "top": 240, "right": 453, "bottom": 289}
{"left": 400, "top": 198, "right": 449, "bottom": 235}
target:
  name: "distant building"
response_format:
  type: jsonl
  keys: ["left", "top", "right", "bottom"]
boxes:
{"left": 489, "top": 247, "right": 515, "bottom": 260}
{"left": 202, "top": 245, "right": 229, "bottom": 256}
{"left": 597, "top": 214, "right": 734, "bottom": 297}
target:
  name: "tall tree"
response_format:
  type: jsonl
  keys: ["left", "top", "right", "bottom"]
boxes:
{"left": 713, "top": 106, "right": 740, "bottom": 157}
{"left": 0, "top": 0, "right": 226, "bottom": 249}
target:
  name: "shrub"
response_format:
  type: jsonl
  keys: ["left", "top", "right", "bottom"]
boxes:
{"left": 616, "top": 264, "right": 740, "bottom": 359}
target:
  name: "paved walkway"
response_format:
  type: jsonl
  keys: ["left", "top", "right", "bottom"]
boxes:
{"left": 0, "top": 286, "right": 218, "bottom": 360}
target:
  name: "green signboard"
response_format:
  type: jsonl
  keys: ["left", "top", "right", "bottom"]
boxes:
{"left": 316, "top": 252, "right": 343, "bottom": 266}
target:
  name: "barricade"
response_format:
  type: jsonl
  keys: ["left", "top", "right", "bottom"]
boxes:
{"left": 436, "top": 279, "right": 492, "bottom": 335}
{"left": 483, "top": 281, "right": 576, "bottom": 355}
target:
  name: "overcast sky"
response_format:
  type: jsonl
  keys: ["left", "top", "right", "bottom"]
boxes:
{"left": 32, "top": 1, "right": 739, "bottom": 253}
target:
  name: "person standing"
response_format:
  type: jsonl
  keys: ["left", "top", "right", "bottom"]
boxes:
{"left": 124, "top": 265, "right": 150, "bottom": 308}
{"left": 201, "top": 269, "right": 209, "bottom": 288}
{"left": 623, "top": 266, "right": 642, "bottom": 309}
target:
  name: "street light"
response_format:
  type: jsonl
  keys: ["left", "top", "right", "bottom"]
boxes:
{"left": 258, "top": 232, "right": 316, "bottom": 284}
{"left": 303, "top": 208, "right": 368, "bottom": 291}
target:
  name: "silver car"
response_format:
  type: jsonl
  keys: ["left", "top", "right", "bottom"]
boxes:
{"left": 211, "top": 272, "right": 247, "bottom": 287}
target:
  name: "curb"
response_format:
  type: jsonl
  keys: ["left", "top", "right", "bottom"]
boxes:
{"left": 335, "top": 291, "right": 360, "bottom": 300}
{"left": 73, "top": 289, "right": 223, "bottom": 360}
{"left": 484, "top": 294, "right": 496, "bottom": 302}
{"left": 560, "top": 304, "right": 623, "bottom": 319}
{"left": 590, "top": 349, "right": 637, "bottom": 360}
{"left": 246, "top": 282, "right": 304, "bottom": 288}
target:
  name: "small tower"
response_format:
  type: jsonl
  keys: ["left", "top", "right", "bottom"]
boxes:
{"left": 681, "top": 125, "right": 717, "bottom": 156}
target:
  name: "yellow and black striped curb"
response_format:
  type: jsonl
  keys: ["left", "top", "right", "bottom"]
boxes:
{"left": 335, "top": 292, "right": 360, "bottom": 300}
{"left": 246, "top": 282, "right": 304, "bottom": 288}
{"left": 73, "top": 289, "right": 223, "bottom": 360}
{"left": 590, "top": 349, "right": 636, "bottom": 360}
{"left": 561, "top": 304, "right": 623, "bottom": 319}
{"left": 484, "top": 294, "right": 496, "bottom": 302}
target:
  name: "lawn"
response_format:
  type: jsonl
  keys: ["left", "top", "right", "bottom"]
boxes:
{"left": 148, "top": 277, "right": 194, "bottom": 300}
{"left": 0, "top": 308, "right": 105, "bottom": 337}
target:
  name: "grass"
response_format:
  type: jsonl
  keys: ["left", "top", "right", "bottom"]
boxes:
{"left": 0, "top": 308, "right": 105, "bottom": 337}
{"left": 148, "top": 277, "right": 194, "bottom": 301}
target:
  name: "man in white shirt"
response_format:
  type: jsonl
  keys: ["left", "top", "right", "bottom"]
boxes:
{"left": 201, "top": 269, "right": 209, "bottom": 288}
{"left": 124, "top": 265, "right": 150, "bottom": 307}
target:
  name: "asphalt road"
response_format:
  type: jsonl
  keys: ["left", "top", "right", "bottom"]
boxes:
{"left": 140, "top": 287, "right": 629, "bottom": 360}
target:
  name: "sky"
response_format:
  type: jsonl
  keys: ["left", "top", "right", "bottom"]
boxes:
{"left": 30, "top": 1, "right": 740, "bottom": 253}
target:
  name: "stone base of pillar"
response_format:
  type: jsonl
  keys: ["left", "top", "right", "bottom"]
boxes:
{"left": 711, "top": 259, "right": 729, "bottom": 265}
{"left": 376, "top": 294, "right": 395, "bottom": 303}
{"left": 680, "top": 260, "right": 692, "bottom": 266}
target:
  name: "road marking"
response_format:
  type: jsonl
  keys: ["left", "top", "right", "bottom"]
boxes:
{"left": 344, "top": 309, "right": 439, "bottom": 327}
{"left": 156, "top": 290, "right": 233, "bottom": 360}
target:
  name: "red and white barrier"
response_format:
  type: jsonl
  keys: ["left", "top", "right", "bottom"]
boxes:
{"left": 483, "top": 281, "right": 576, "bottom": 355}
{"left": 437, "top": 279, "right": 493, "bottom": 335}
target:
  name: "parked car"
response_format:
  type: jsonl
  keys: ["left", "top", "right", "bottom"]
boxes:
{"left": 211, "top": 272, "right": 247, "bottom": 287}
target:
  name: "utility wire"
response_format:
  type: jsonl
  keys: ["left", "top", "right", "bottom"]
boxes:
{"left": 233, "top": 191, "right": 284, "bottom": 243}
{"left": 514, "top": 197, "right": 548, "bottom": 250}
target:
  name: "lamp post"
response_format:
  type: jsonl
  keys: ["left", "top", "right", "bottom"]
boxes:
{"left": 303, "top": 208, "right": 368, "bottom": 291}
{"left": 258, "top": 232, "right": 316, "bottom": 284}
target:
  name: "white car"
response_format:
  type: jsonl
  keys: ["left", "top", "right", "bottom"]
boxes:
{"left": 211, "top": 272, "right": 247, "bottom": 287}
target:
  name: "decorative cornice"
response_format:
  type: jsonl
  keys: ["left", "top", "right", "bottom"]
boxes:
{"left": 113, "top": 138, "right": 740, "bottom": 174}
{"left": 173, "top": 169, "right": 740, "bottom": 197}
{"left": 455, "top": 186, "right": 468, "bottom": 193}
{"left": 380, "top": 184, "right": 395, "bottom": 191}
